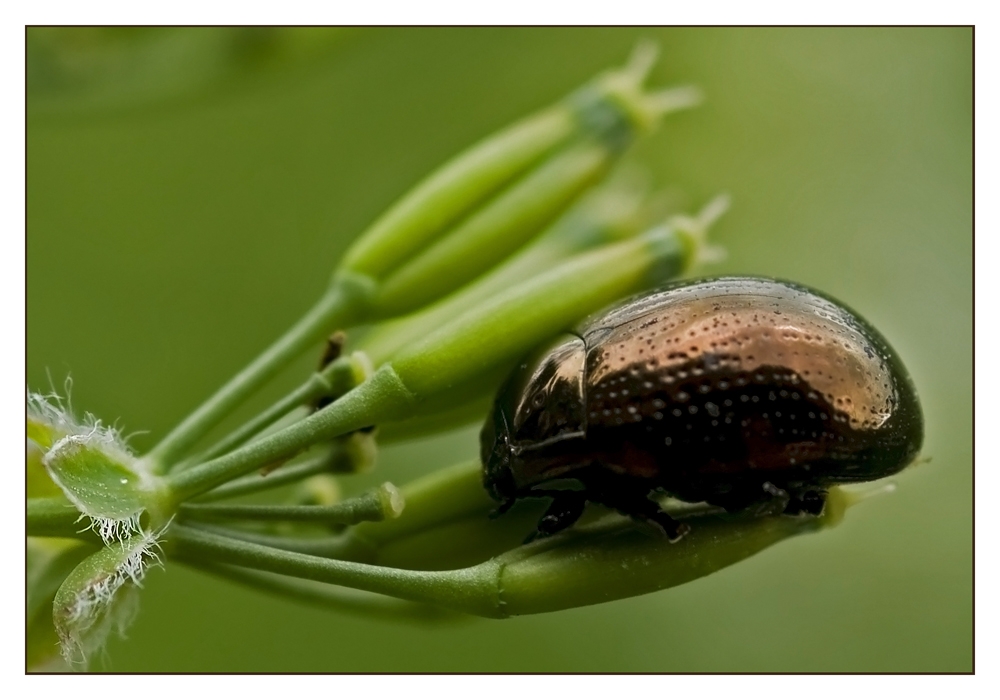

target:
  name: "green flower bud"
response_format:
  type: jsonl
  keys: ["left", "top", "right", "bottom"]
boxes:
{"left": 338, "top": 42, "right": 698, "bottom": 285}
{"left": 369, "top": 140, "right": 614, "bottom": 317}
{"left": 293, "top": 474, "right": 342, "bottom": 507}
{"left": 357, "top": 175, "right": 652, "bottom": 366}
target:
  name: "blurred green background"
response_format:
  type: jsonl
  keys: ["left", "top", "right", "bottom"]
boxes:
{"left": 26, "top": 27, "right": 972, "bottom": 672}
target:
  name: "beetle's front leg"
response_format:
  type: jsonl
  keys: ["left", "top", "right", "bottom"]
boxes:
{"left": 615, "top": 493, "right": 690, "bottom": 542}
{"left": 524, "top": 491, "right": 588, "bottom": 543}
{"left": 783, "top": 488, "right": 827, "bottom": 516}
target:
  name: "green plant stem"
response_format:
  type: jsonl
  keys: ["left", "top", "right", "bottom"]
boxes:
{"left": 352, "top": 459, "right": 492, "bottom": 547}
{"left": 166, "top": 365, "right": 415, "bottom": 502}
{"left": 199, "top": 356, "right": 361, "bottom": 462}
{"left": 167, "top": 226, "right": 685, "bottom": 504}
{"left": 193, "top": 451, "right": 336, "bottom": 503}
{"left": 27, "top": 497, "right": 87, "bottom": 539}
{"left": 178, "top": 521, "right": 370, "bottom": 559}
{"left": 199, "top": 384, "right": 320, "bottom": 463}
{"left": 179, "top": 560, "right": 460, "bottom": 622}
{"left": 167, "top": 523, "right": 504, "bottom": 617}
{"left": 145, "top": 278, "right": 371, "bottom": 473}
{"left": 179, "top": 460, "right": 490, "bottom": 562}
{"left": 181, "top": 483, "right": 403, "bottom": 525}
{"left": 167, "top": 491, "right": 845, "bottom": 619}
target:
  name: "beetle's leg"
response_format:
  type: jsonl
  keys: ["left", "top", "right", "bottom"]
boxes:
{"left": 625, "top": 495, "right": 691, "bottom": 542}
{"left": 784, "top": 488, "right": 826, "bottom": 516}
{"left": 524, "top": 491, "right": 588, "bottom": 543}
{"left": 488, "top": 498, "right": 517, "bottom": 520}
{"left": 757, "top": 481, "right": 791, "bottom": 516}
{"left": 709, "top": 482, "right": 789, "bottom": 516}
{"left": 589, "top": 485, "right": 690, "bottom": 542}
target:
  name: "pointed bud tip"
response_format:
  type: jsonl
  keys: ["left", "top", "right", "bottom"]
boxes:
{"left": 624, "top": 40, "right": 661, "bottom": 86}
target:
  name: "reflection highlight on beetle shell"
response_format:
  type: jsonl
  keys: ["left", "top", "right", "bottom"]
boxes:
{"left": 588, "top": 280, "right": 897, "bottom": 432}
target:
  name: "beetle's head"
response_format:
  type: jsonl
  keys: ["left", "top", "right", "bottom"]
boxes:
{"left": 481, "top": 403, "right": 518, "bottom": 503}
{"left": 481, "top": 334, "right": 588, "bottom": 504}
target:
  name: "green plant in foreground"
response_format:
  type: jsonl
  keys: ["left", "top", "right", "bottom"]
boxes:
{"left": 26, "top": 44, "right": 876, "bottom": 671}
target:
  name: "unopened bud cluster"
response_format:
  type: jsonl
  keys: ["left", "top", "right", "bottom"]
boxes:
{"left": 26, "top": 45, "right": 856, "bottom": 672}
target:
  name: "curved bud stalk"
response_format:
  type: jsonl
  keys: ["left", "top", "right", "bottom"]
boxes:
{"left": 197, "top": 349, "right": 372, "bottom": 463}
{"left": 167, "top": 487, "right": 855, "bottom": 619}
{"left": 179, "top": 482, "right": 404, "bottom": 526}
{"left": 189, "top": 563, "right": 461, "bottom": 623}
{"left": 52, "top": 529, "right": 165, "bottom": 669}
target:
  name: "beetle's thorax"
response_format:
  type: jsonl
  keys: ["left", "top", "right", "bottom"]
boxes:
{"left": 482, "top": 334, "right": 589, "bottom": 497}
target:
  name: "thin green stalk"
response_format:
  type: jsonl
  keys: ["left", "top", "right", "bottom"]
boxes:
{"left": 146, "top": 277, "right": 372, "bottom": 473}
{"left": 180, "top": 483, "right": 403, "bottom": 525}
{"left": 193, "top": 451, "right": 336, "bottom": 503}
{"left": 177, "top": 521, "right": 369, "bottom": 560}
{"left": 180, "top": 560, "right": 460, "bottom": 622}
{"left": 376, "top": 392, "right": 494, "bottom": 443}
{"left": 199, "top": 383, "right": 322, "bottom": 463}
{"left": 184, "top": 460, "right": 492, "bottom": 563}
{"left": 27, "top": 497, "right": 88, "bottom": 539}
{"left": 352, "top": 460, "right": 492, "bottom": 547}
{"left": 199, "top": 355, "right": 364, "bottom": 462}
{"left": 166, "top": 366, "right": 415, "bottom": 502}
{"left": 167, "top": 488, "right": 849, "bottom": 619}
{"left": 167, "top": 523, "right": 504, "bottom": 617}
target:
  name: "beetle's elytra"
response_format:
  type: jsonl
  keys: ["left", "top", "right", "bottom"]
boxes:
{"left": 481, "top": 276, "right": 924, "bottom": 542}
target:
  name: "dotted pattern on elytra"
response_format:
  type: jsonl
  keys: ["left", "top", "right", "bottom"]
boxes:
{"left": 584, "top": 352, "right": 858, "bottom": 477}
{"left": 584, "top": 278, "right": 900, "bottom": 435}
